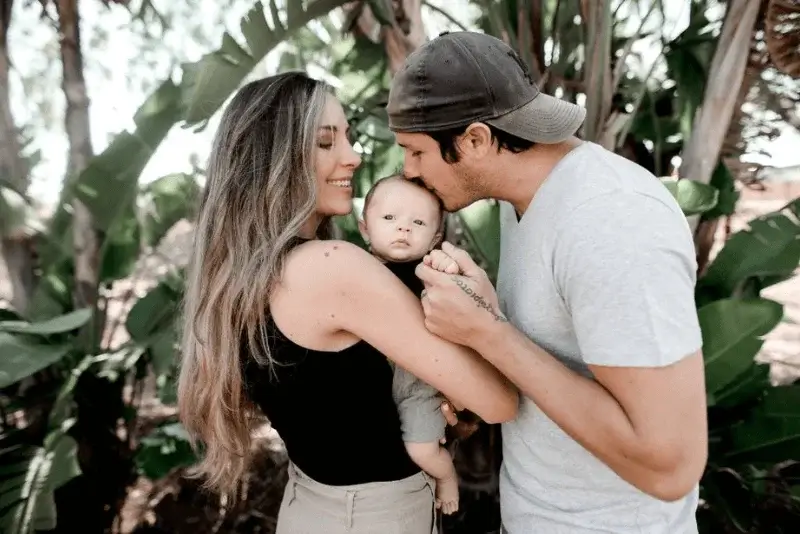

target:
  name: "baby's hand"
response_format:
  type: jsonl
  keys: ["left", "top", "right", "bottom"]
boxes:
{"left": 423, "top": 249, "right": 460, "bottom": 275}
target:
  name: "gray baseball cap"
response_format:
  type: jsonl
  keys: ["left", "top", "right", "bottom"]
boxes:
{"left": 387, "top": 31, "right": 586, "bottom": 144}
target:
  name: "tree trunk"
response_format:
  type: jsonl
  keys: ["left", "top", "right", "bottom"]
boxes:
{"left": 353, "top": 0, "right": 426, "bottom": 76}
{"left": 581, "top": 0, "right": 614, "bottom": 147}
{"left": 56, "top": 0, "right": 100, "bottom": 343}
{"left": 679, "top": 0, "right": 760, "bottom": 190}
{"left": 51, "top": 3, "right": 136, "bottom": 532}
{"left": 692, "top": 1, "right": 763, "bottom": 272}
{"left": 0, "top": 0, "right": 37, "bottom": 315}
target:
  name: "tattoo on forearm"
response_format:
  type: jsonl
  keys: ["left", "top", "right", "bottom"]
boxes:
{"left": 451, "top": 276, "right": 509, "bottom": 322}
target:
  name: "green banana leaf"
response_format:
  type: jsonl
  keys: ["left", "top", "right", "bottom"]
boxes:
{"left": 660, "top": 177, "right": 719, "bottom": 216}
{"left": 698, "top": 197, "right": 800, "bottom": 302}
{"left": 179, "top": 0, "right": 352, "bottom": 127}
{"left": 698, "top": 298, "right": 783, "bottom": 402}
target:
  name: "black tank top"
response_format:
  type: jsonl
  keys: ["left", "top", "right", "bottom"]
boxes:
{"left": 241, "top": 244, "right": 420, "bottom": 486}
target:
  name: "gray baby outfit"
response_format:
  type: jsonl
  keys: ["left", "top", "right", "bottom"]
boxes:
{"left": 385, "top": 260, "right": 447, "bottom": 444}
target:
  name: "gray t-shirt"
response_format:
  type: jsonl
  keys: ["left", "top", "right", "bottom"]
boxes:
{"left": 496, "top": 142, "right": 703, "bottom": 533}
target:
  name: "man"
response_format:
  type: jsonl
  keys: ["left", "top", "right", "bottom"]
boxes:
{"left": 385, "top": 31, "right": 708, "bottom": 533}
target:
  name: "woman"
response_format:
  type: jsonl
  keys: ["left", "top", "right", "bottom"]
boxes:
{"left": 177, "top": 71, "right": 518, "bottom": 533}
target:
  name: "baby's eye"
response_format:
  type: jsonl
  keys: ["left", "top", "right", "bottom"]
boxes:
{"left": 414, "top": 220, "right": 425, "bottom": 226}
{"left": 383, "top": 214, "right": 394, "bottom": 220}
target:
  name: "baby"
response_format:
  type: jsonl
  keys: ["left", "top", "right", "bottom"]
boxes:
{"left": 358, "top": 175, "right": 460, "bottom": 515}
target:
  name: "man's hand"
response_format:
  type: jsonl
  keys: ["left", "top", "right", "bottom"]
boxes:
{"left": 439, "top": 399, "right": 482, "bottom": 443}
{"left": 416, "top": 242, "right": 506, "bottom": 347}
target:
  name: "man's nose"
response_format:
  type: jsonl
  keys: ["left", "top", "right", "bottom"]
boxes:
{"left": 403, "top": 153, "right": 418, "bottom": 178}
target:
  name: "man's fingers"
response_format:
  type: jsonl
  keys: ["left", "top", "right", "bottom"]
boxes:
{"left": 415, "top": 262, "right": 448, "bottom": 285}
{"left": 441, "top": 241, "right": 481, "bottom": 276}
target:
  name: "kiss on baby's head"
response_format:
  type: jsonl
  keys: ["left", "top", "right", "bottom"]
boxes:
{"left": 359, "top": 175, "right": 445, "bottom": 263}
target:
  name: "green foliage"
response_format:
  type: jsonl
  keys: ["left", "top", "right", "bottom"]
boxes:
{"left": 179, "top": 0, "right": 352, "bottom": 127}
{"left": 700, "top": 298, "right": 783, "bottom": 403}
{"left": 4, "top": 0, "right": 798, "bottom": 532}
{"left": 702, "top": 161, "right": 739, "bottom": 220}
{"left": 660, "top": 177, "right": 720, "bottom": 216}
{"left": 71, "top": 80, "right": 184, "bottom": 233}
{"left": 0, "top": 429, "right": 81, "bottom": 533}
{"left": 0, "top": 310, "right": 90, "bottom": 532}
{"left": 135, "top": 422, "right": 197, "bottom": 480}
{"left": 0, "top": 1, "right": 359, "bottom": 528}
{"left": 697, "top": 198, "right": 800, "bottom": 305}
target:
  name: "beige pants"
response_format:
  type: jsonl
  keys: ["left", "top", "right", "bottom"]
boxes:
{"left": 276, "top": 462, "right": 438, "bottom": 534}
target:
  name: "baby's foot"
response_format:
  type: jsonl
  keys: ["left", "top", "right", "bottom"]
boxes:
{"left": 435, "top": 474, "right": 459, "bottom": 515}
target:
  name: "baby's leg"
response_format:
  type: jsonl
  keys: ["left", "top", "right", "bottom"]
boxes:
{"left": 405, "top": 441, "right": 459, "bottom": 515}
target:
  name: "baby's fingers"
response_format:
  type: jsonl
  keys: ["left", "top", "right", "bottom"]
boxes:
{"left": 442, "top": 259, "right": 459, "bottom": 274}
{"left": 428, "top": 250, "right": 460, "bottom": 273}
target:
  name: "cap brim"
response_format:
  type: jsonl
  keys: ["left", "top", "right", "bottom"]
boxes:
{"left": 486, "top": 93, "right": 586, "bottom": 144}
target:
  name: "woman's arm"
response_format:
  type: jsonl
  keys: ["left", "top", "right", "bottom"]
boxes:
{"left": 287, "top": 240, "right": 518, "bottom": 424}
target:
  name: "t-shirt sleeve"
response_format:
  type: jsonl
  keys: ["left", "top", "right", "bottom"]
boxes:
{"left": 392, "top": 365, "right": 446, "bottom": 443}
{"left": 553, "top": 191, "right": 703, "bottom": 368}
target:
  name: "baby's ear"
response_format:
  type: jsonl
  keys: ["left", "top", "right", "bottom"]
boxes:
{"left": 429, "top": 231, "right": 444, "bottom": 251}
{"left": 358, "top": 218, "right": 370, "bottom": 245}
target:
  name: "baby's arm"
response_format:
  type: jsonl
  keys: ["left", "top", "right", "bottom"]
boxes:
{"left": 393, "top": 366, "right": 460, "bottom": 514}
{"left": 405, "top": 442, "right": 459, "bottom": 514}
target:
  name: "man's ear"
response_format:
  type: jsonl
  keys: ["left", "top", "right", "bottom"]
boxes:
{"left": 459, "top": 122, "right": 493, "bottom": 158}
{"left": 358, "top": 218, "right": 370, "bottom": 245}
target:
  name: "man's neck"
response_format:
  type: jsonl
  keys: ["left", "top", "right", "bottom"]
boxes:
{"left": 485, "top": 137, "right": 584, "bottom": 218}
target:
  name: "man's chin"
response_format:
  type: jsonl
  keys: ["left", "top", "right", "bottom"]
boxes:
{"left": 443, "top": 197, "right": 477, "bottom": 212}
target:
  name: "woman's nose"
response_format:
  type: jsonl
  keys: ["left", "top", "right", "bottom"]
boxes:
{"left": 342, "top": 142, "right": 362, "bottom": 168}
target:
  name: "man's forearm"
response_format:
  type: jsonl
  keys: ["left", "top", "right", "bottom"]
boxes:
{"left": 470, "top": 320, "right": 686, "bottom": 499}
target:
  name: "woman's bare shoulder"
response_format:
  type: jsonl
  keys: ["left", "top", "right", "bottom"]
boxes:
{"left": 271, "top": 240, "right": 377, "bottom": 349}
{"left": 281, "top": 239, "right": 381, "bottom": 291}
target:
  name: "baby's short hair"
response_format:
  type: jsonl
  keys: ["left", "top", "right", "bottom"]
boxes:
{"left": 362, "top": 174, "right": 445, "bottom": 224}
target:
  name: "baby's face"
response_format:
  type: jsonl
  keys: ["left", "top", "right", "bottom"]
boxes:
{"left": 361, "top": 180, "right": 442, "bottom": 262}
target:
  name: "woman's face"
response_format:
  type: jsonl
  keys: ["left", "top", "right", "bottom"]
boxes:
{"left": 314, "top": 94, "right": 362, "bottom": 217}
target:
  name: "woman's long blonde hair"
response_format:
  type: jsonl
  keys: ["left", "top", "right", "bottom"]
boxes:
{"left": 177, "top": 72, "right": 331, "bottom": 496}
